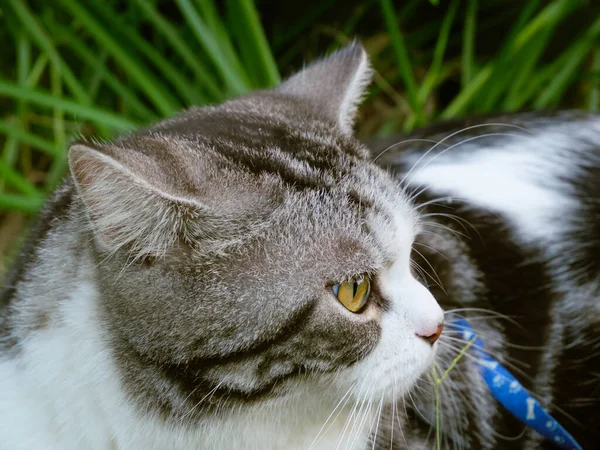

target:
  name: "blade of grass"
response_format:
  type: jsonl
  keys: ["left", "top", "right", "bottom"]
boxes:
{"left": 433, "top": 363, "right": 441, "bottom": 450}
{"left": 196, "top": 0, "right": 228, "bottom": 35}
{"left": 26, "top": 54, "right": 49, "bottom": 86}
{"left": 503, "top": 0, "right": 578, "bottom": 110}
{"left": 47, "top": 21, "right": 156, "bottom": 121}
{"left": 16, "top": 33, "right": 30, "bottom": 121}
{"left": 0, "top": 121, "right": 60, "bottom": 157}
{"left": 501, "top": 27, "right": 556, "bottom": 110}
{"left": 21, "top": 114, "right": 82, "bottom": 132}
{"left": 59, "top": 0, "right": 178, "bottom": 116}
{"left": 84, "top": 1, "right": 206, "bottom": 106}
{"left": 0, "top": 193, "right": 44, "bottom": 213}
{"left": 432, "top": 335, "right": 477, "bottom": 450}
{"left": 226, "top": 0, "right": 280, "bottom": 87}
{"left": 343, "top": 0, "right": 376, "bottom": 35}
{"left": 462, "top": 0, "right": 477, "bottom": 88}
{"left": 513, "top": 0, "right": 578, "bottom": 50}
{"left": 485, "top": 0, "right": 578, "bottom": 111}
{"left": 7, "top": 0, "right": 91, "bottom": 106}
{"left": 196, "top": 0, "right": 250, "bottom": 89}
{"left": 418, "top": 0, "right": 459, "bottom": 105}
{"left": 379, "top": 0, "right": 425, "bottom": 125}
{"left": 2, "top": 32, "right": 33, "bottom": 195}
{"left": 0, "top": 81, "right": 139, "bottom": 132}
{"left": 500, "top": 64, "right": 552, "bottom": 110}
{"left": 475, "top": 0, "right": 542, "bottom": 111}
{"left": 398, "top": 0, "right": 422, "bottom": 22}
{"left": 87, "top": 51, "right": 108, "bottom": 100}
{"left": 589, "top": 47, "right": 600, "bottom": 112}
{"left": 534, "top": 16, "right": 600, "bottom": 109}
{"left": 441, "top": 0, "right": 541, "bottom": 118}
{"left": 131, "top": 0, "right": 222, "bottom": 100}
{"left": 0, "top": 158, "right": 40, "bottom": 197}
{"left": 2, "top": 32, "right": 31, "bottom": 190}
{"left": 176, "top": 0, "right": 249, "bottom": 95}
{"left": 440, "top": 65, "right": 493, "bottom": 119}
{"left": 46, "top": 62, "right": 67, "bottom": 191}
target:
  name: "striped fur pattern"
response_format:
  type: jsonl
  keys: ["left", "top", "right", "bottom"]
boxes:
{"left": 0, "top": 44, "right": 444, "bottom": 450}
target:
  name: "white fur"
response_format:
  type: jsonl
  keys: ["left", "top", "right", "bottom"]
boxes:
{"left": 0, "top": 274, "right": 439, "bottom": 450}
{"left": 408, "top": 131, "right": 581, "bottom": 244}
{"left": 350, "top": 265, "right": 443, "bottom": 399}
{"left": 0, "top": 281, "right": 375, "bottom": 450}
{"left": 337, "top": 50, "right": 373, "bottom": 134}
{"left": 0, "top": 203, "right": 442, "bottom": 450}
{"left": 348, "top": 194, "right": 443, "bottom": 399}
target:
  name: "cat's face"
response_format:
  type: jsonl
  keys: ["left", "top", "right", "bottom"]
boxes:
{"left": 69, "top": 44, "right": 443, "bottom": 421}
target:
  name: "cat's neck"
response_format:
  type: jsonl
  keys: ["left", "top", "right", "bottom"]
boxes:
{"left": 0, "top": 271, "right": 374, "bottom": 450}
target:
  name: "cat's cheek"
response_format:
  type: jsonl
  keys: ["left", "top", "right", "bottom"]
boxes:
{"left": 346, "top": 311, "right": 436, "bottom": 401}
{"left": 344, "top": 276, "right": 443, "bottom": 402}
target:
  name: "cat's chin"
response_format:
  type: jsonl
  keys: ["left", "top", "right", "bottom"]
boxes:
{"left": 344, "top": 334, "right": 437, "bottom": 405}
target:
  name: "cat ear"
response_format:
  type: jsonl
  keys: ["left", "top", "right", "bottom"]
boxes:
{"left": 69, "top": 143, "right": 197, "bottom": 258}
{"left": 277, "top": 42, "right": 373, "bottom": 135}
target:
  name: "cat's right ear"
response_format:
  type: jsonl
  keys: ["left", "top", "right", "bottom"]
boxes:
{"left": 68, "top": 143, "right": 197, "bottom": 258}
{"left": 276, "top": 42, "right": 373, "bottom": 135}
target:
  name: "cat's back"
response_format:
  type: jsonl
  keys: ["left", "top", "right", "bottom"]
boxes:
{"left": 375, "top": 111, "right": 600, "bottom": 279}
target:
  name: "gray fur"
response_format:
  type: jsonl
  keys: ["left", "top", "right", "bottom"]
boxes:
{"left": 2, "top": 43, "right": 404, "bottom": 424}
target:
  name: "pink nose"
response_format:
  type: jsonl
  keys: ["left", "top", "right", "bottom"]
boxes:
{"left": 417, "top": 322, "right": 444, "bottom": 345}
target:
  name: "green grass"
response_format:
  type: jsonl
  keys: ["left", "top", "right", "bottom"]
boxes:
{"left": 0, "top": 0, "right": 599, "bottom": 260}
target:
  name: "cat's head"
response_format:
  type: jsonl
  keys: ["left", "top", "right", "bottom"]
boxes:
{"left": 68, "top": 43, "right": 443, "bottom": 421}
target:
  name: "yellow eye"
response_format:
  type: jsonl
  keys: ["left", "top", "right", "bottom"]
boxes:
{"left": 332, "top": 277, "right": 371, "bottom": 312}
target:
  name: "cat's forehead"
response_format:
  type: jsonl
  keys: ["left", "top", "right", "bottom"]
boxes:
{"left": 113, "top": 93, "right": 416, "bottom": 267}
{"left": 150, "top": 93, "right": 371, "bottom": 157}
{"left": 226, "top": 165, "right": 417, "bottom": 278}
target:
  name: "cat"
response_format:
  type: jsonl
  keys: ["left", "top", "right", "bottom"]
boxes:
{"left": 0, "top": 43, "right": 443, "bottom": 450}
{"left": 0, "top": 42, "right": 598, "bottom": 450}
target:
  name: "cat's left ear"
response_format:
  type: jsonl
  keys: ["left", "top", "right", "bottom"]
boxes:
{"left": 276, "top": 42, "right": 373, "bottom": 135}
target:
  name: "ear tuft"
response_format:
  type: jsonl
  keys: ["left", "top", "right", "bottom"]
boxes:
{"left": 277, "top": 42, "right": 373, "bottom": 135}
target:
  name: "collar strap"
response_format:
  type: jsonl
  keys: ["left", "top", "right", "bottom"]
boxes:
{"left": 448, "top": 318, "right": 582, "bottom": 450}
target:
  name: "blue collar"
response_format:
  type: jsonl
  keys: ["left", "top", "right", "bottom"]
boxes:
{"left": 449, "top": 318, "right": 582, "bottom": 450}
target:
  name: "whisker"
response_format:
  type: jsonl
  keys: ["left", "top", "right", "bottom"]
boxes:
{"left": 182, "top": 380, "right": 225, "bottom": 419}
{"left": 491, "top": 425, "right": 528, "bottom": 442}
{"left": 392, "top": 372, "right": 408, "bottom": 448}
{"left": 371, "top": 138, "right": 445, "bottom": 165}
{"left": 336, "top": 377, "right": 371, "bottom": 450}
{"left": 410, "top": 259, "right": 429, "bottom": 284}
{"left": 413, "top": 241, "right": 449, "bottom": 262}
{"left": 444, "top": 308, "right": 523, "bottom": 328}
{"left": 346, "top": 385, "right": 373, "bottom": 450}
{"left": 419, "top": 212, "right": 482, "bottom": 242}
{"left": 308, "top": 382, "right": 356, "bottom": 449}
{"left": 436, "top": 341, "right": 534, "bottom": 386}
{"left": 371, "top": 393, "right": 385, "bottom": 450}
{"left": 401, "top": 126, "right": 530, "bottom": 187}
{"left": 443, "top": 330, "right": 547, "bottom": 351}
{"left": 412, "top": 247, "right": 446, "bottom": 294}
{"left": 420, "top": 221, "right": 469, "bottom": 240}
{"left": 413, "top": 195, "right": 464, "bottom": 211}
